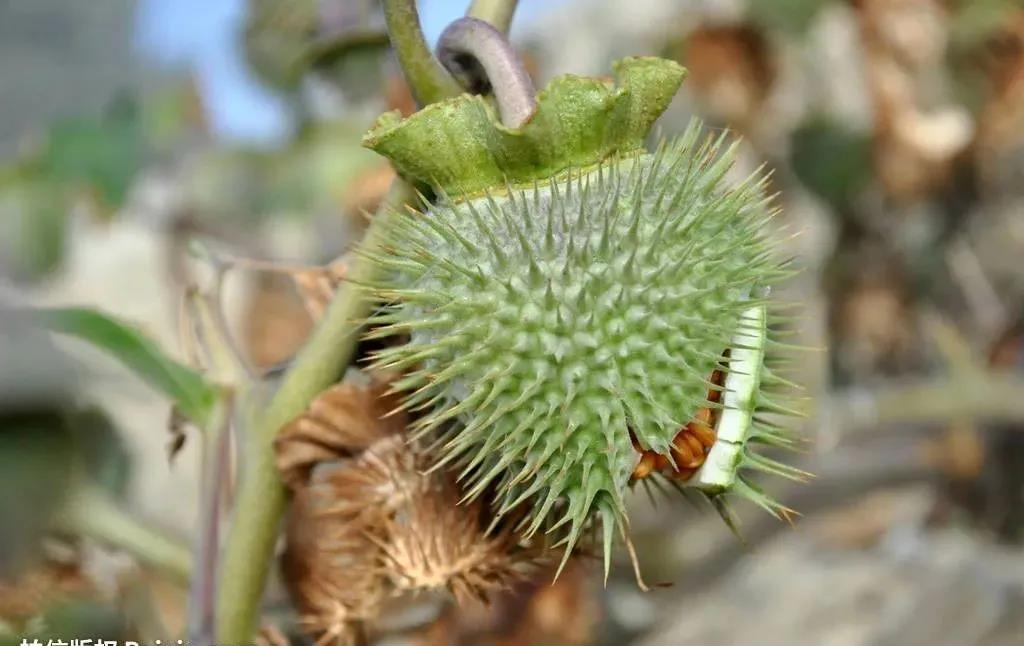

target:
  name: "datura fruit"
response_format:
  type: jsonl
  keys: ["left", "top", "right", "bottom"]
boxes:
{"left": 360, "top": 57, "right": 803, "bottom": 576}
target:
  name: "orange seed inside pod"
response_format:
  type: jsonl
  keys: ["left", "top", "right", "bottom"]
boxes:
{"left": 630, "top": 366, "right": 726, "bottom": 482}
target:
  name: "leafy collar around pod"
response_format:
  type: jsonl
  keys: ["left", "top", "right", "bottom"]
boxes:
{"left": 362, "top": 57, "right": 686, "bottom": 200}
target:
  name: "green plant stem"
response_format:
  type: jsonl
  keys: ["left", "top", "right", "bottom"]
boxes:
{"left": 59, "top": 486, "right": 192, "bottom": 585}
{"left": 215, "top": 2, "right": 522, "bottom": 640}
{"left": 214, "top": 184, "right": 410, "bottom": 643}
{"left": 383, "top": 0, "right": 462, "bottom": 105}
{"left": 468, "top": 0, "right": 520, "bottom": 33}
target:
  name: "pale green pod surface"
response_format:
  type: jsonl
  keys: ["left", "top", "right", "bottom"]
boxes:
{"left": 360, "top": 57, "right": 802, "bottom": 574}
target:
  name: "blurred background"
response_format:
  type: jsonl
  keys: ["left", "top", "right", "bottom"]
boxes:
{"left": 2, "top": 0, "right": 1024, "bottom": 644}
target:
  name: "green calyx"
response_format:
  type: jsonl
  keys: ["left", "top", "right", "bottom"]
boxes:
{"left": 362, "top": 57, "right": 686, "bottom": 199}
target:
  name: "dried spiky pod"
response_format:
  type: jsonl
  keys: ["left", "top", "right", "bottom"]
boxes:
{"left": 418, "top": 558, "right": 599, "bottom": 646}
{"left": 277, "top": 374, "right": 543, "bottom": 643}
{"left": 283, "top": 474, "right": 386, "bottom": 644}
{"left": 359, "top": 57, "right": 805, "bottom": 575}
{"left": 275, "top": 375, "right": 406, "bottom": 490}
{"left": 380, "top": 475, "right": 536, "bottom": 604}
{"left": 278, "top": 376, "right": 411, "bottom": 643}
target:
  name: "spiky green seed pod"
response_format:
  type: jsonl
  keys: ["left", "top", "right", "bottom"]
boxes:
{"left": 359, "top": 57, "right": 802, "bottom": 575}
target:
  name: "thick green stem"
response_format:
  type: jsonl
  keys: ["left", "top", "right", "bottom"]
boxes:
{"left": 383, "top": 0, "right": 462, "bottom": 105}
{"left": 59, "top": 486, "right": 192, "bottom": 585}
{"left": 468, "top": 0, "right": 520, "bottom": 34}
{"left": 215, "top": 2, "right": 522, "bottom": 641}
{"left": 214, "top": 185, "right": 409, "bottom": 643}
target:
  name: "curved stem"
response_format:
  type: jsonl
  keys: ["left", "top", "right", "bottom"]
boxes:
{"left": 436, "top": 17, "right": 536, "bottom": 128}
{"left": 214, "top": 183, "right": 413, "bottom": 643}
{"left": 468, "top": 0, "right": 520, "bottom": 34}
{"left": 383, "top": 0, "right": 462, "bottom": 106}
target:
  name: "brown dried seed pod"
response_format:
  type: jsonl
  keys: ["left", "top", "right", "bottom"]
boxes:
{"left": 278, "top": 378, "right": 543, "bottom": 644}
{"left": 380, "top": 475, "right": 536, "bottom": 605}
{"left": 275, "top": 375, "right": 407, "bottom": 490}
{"left": 312, "top": 435, "right": 427, "bottom": 526}
{"left": 282, "top": 466, "right": 387, "bottom": 645}
{"left": 284, "top": 439, "right": 540, "bottom": 642}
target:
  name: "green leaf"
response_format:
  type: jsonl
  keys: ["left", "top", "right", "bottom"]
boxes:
{"left": 35, "top": 307, "right": 218, "bottom": 425}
